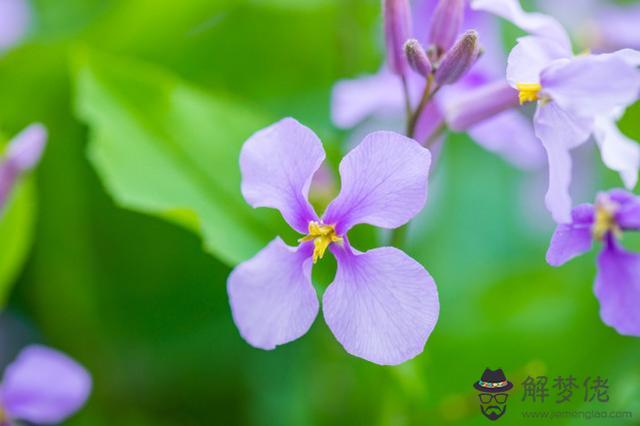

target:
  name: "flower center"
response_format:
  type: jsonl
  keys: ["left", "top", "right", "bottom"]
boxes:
{"left": 593, "top": 199, "right": 621, "bottom": 241}
{"left": 516, "top": 83, "right": 542, "bottom": 105}
{"left": 299, "top": 221, "right": 342, "bottom": 263}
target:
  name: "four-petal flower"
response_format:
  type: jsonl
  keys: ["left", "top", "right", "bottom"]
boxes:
{"left": 227, "top": 118, "right": 439, "bottom": 365}
{"left": 547, "top": 189, "right": 640, "bottom": 336}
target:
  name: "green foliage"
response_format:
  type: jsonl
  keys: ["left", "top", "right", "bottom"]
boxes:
{"left": 74, "top": 49, "right": 290, "bottom": 265}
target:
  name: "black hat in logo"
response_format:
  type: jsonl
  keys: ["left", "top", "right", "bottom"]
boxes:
{"left": 473, "top": 368, "right": 514, "bottom": 393}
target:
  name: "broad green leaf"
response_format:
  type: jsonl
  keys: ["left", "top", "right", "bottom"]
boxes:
{"left": 74, "top": 49, "right": 289, "bottom": 266}
{"left": 0, "top": 179, "right": 36, "bottom": 307}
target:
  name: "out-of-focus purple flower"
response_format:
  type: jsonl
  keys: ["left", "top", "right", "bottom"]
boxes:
{"left": 384, "top": 0, "right": 413, "bottom": 76}
{"left": 0, "top": 345, "right": 91, "bottom": 424}
{"left": 0, "top": 123, "right": 47, "bottom": 212}
{"left": 0, "top": 0, "right": 30, "bottom": 52}
{"left": 547, "top": 189, "right": 640, "bottom": 336}
{"left": 473, "top": 0, "right": 640, "bottom": 224}
{"left": 536, "top": 0, "right": 640, "bottom": 53}
{"left": 434, "top": 29, "right": 481, "bottom": 86}
{"left": 331, "top": 0, "right": 545, "bottom": 169}
{"left": 228, "top": 118, "right": 439, "bottom": 365}
{"left": 429, "top": 0, "right": 465, "bottom": 56}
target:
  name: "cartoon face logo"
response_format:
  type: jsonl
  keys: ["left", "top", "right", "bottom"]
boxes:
{"left": 473, "top": 368, "right": 513, "bottom": 421}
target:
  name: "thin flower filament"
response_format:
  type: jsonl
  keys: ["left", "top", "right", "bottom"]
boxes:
{"left": 299, "top": 221, "right": 342, "bottom": 263}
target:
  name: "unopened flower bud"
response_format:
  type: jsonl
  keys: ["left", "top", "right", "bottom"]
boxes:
{"left": 429, "top": 0, "right": 465, "bottom": 56}
{"left": 435, "top": 30, "right": 481, "bottom": 86}
{"left": 384, "top": 0, "right": 412, "bottom": 76}
{"left": 404, "top": 39, "right": 432, "bottom": 77}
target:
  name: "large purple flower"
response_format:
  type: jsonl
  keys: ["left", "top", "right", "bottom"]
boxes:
{"left": 0, "top": 123, "right": 47, "bottom": 213}
{"left": 547, "top": 189, "right": 640, "bottom": 336}
{"left": 227, "top": 118, "right": 439, "bottom": 365}
{"left": 472, "top": 0, "right": 640, "bottom": 224}
{"left": 331, "top": 0, "right": 544, "bottom": 169}
{"left": 0, "top": 345, "right": 91, "bottom": 425}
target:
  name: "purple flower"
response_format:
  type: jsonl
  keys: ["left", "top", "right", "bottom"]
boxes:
{"left": 536, "top": 0, "right": 640, "bottom": 53}
{"left": 473, "top": 0, "right": 640, "bottom": 223}
{"left": 0, "top": 345, "right": 91, "bottom": 425}
{"left": 228, "top": 118, "right": 439, "bottom": 365}
{"left": 0, "top": 0, "right": 30, "bottom": 52}
{"left": 0, "top": 123, "right": 47, "bottom": 213}
{"left": 547, "top": 189, "right": 640, "bottom": 336}
{"left": 331, "top": 0, "right": 545, "bottom": 168}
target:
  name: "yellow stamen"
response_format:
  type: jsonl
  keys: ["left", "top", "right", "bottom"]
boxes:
{"left": 516, "top": 83, "right": 542, "bottom": 105}
{"left": 593, "top": 198, "right": 622, "bottom": 241}
{"left": 298, "top": 221, "right": 342, "bottom": 263}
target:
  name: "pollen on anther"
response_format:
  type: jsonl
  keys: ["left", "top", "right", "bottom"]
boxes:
{"left": 516, "top": 83, "right": 542, "bottom": 105}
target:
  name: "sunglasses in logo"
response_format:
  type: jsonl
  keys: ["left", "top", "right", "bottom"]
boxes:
{"left": 478, "top": 393, "right": 509, "bottom": 404}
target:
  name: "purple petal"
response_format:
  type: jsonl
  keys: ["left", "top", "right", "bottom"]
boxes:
{"left": 0, "top": 0, "right": 29, "bottom": 51}
{"left": 323, "top": 245, "right": 439, "bottom": 365}
{"left": 471, "top": 0, "right": 571, "bottom": 51}
{"left": 322, "top": 132, "right": 430, "bottom": 234}
{"left": 597, "top": 4, "right": 640, "bottom": 51}
{"left": 468, "top": 109, "right": 545, "bottom": 170}
{"left": 331, "top": 69, "right": 406, "bottom": 129}
{"left": 5, "top": 123, "right": 47, "bottom": 172}
{"left": 240, "top": 118, "right": 323, "bottom": 234}
{"left": 607, "top": 49, "right": 640, "bottom": 68}
{"left": 0, "top": 123, "right": 47, "bottom": 212}
{"left": 227, "top": 238, "right": 318, "bottom": 350}
{"left": 594, "top": 237, "right": 640, "bottom": 336}
{"left": 506, "top": 36, "right": 569, "bottom": 86}
{"left": 0, "top": 345, "right": 91, "bottom": 424}
{"left": 534, "top": 102, "right": 593, "bottom": 223}
{"left": 546, "top": 203, "right": 595, "bottom": 266}
{"left": 593, "top": 114, "right": 639, "bottom": 190}
{"left": 610, "top": 189, "right": 640, "bottom": 230}
{"left": 541, "top": 55, "right": 640, "bottom": 118}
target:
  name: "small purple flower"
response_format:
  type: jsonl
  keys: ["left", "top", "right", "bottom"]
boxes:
{"left": 0, "top": 123, "right": 47, "bottom": 213}
{"left": 473, "top": 0, "right": 640, "bottom": 224}
{"left": 0, "top": 0, "right": 30, "bottom": 52}
{"left": 547, "top": 189, "right": 640, "bottom": 336}
{"left": 331, "top": 0, "right": 545, "bottom": 168}
{"left": 0, "top": 345, "right": 91, "bottom": 425}
{"left": 228, "top": 118, "right": 439, "bottom": 365}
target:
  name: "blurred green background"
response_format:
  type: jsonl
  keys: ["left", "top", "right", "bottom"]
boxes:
{"left": 2, "top": 0, "right": 640, "bottom": 425}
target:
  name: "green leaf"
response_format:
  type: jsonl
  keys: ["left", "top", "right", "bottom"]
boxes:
{"left": 0, "top": 179, "right": 36, "bottom": 307}
{"left": 73, "top": 49, "right": 289, "bottom": 266}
